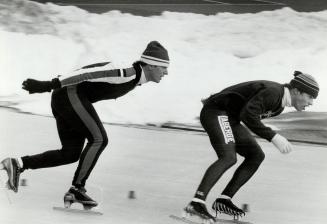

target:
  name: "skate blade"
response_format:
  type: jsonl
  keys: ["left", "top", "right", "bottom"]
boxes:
{"left": 5, "top": 180, "right": 18, "bottom": 193}
{"left": 214, "top": 215, "right": 253, "bottom": 224}
{"left": 53, "top": 206, "right": 103, "bottom": 215}
{"left": 183, "top": 208, "right": 216, "bottom": 224}
{"left": 171, "top": 214, "right": 215, "bottom": 224}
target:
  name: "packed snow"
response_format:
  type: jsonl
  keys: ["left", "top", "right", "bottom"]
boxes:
{"left": 1, "top": 0, "right": 326, "bottom": 126}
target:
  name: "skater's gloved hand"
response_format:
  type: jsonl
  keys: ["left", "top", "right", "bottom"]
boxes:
{"left": 22, "top": 78, "right": 61, "bottom": 94}
{"left": 271, "top": 134, "right": 292, "bottom": 154}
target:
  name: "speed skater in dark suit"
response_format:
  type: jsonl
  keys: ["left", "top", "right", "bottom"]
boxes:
{"left": 0, "top": 41, "right": 169, "bottom": 208}
{"left": 184, "top": 71, "right": 319, "bottom": 222}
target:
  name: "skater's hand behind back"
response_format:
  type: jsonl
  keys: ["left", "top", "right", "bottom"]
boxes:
{"left": 271, "top": 134, "right": 292, "bottom": 154}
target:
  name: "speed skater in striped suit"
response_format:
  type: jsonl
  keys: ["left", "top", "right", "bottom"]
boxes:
{"left": 0, "top": 41, "right": 169, "bottom": 208}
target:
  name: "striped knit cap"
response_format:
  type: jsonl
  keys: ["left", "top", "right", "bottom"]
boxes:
{"left": 140, "top": 41, "right": 169, "bottom": 68}
{"left": 290, "top": 71, "right": 319, "bottom": 98}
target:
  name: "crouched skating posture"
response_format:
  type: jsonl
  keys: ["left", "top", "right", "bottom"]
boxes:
{"left": 184, "top": 71, "right": 319, "bottom": 222}
{"left": 1, "top": 41, "right": 169, "bottom": 208}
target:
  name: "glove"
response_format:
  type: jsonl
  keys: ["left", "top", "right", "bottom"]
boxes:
{"left": 271, "top": 134, "right": 292, "bottom": 154}
{"left": 22, "top": 78, "right": 61, "bottom": 94}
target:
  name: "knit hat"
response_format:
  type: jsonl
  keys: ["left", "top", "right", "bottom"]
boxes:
{"left": 290, "top": 71, "right": 319, "bottom": 98}
{"left": 140, "top": 41, "right": 169, "bottom": 67}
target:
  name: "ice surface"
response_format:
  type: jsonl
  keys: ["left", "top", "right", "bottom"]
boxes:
{"left": 0, "top": 109, "right": 326, "bottom": 224}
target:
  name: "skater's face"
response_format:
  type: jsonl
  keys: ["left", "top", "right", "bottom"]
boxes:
{"left": 292, "top": 89, "right": 314, "bottom": 111}
{"left": 143, "top": 65, "right": 168, "bottom": 83}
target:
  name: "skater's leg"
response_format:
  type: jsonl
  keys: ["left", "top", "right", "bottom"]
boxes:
{"left": 186, "top": 107, "right": 237, "bottom": 221}
{"left": 194, "top": 108, "right": 237, "bottom": 201}
{"left": 212, "top": 125, "right": 263, "bottom": 216}
{"left": 66, "top": 86, "right": 108, "bottom": 188}
{"left": 221, "top": 124, "right": 265, "bottom": 198}
{"left": 1, "top": 94, "right": 84, "bottom": 191}
{"left": 21, "top": 131, "right": 85, "bottom": 169}
{"left": 194, "top": 152, "right": 237, "bottom": 200}
{"left": 21, "top": 112, "right": 85, "bottom": 169}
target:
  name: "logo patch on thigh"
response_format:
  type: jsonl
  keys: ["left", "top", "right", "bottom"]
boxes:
{"left": 218, "top": 115, "right": 235, "bottom": 144}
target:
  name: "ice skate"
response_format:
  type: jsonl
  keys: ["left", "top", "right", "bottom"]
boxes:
{"left": 0, "top": 158, "right": 22, "bottom": 193}
{"left": 64, "top": 186, "right": 98, "bottom": 210}
{"left": 183, "top": 200, "right": 216, "bottom": 223}
{"left": 212, "top": 198, "right": 245, "bottom": 219}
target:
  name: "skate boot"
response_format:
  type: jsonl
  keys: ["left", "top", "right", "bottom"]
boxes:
{"left": 184, "top": 199, "right": 216, "bottom": 223}
{"left": 0, "top": 158, "right": 22, "bottom": 193}
{"left": 212, "top": 198, "right": 245, "bottom": 219}
{"left": 64, "top": 186, "right": 98, "bottom": 210}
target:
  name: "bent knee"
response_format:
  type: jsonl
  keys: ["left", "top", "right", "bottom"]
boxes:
{"left": 219, "top": 154, "right": 237, "bottom": 167}
{"left": 256, "top": 151, "right": 265, "bottom": 163}
{"left": 246, "top": 151, "right": 265, "bottom": 166}
{"left": 89, "top": 134, "right": 109, "bottom": 149}
{"left": 102, "top": 135, "right": 109, "bottom": 148}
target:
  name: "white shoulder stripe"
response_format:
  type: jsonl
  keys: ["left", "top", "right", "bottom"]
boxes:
{"left": 88, "top": 76, "right": 136, "bottom": 84}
